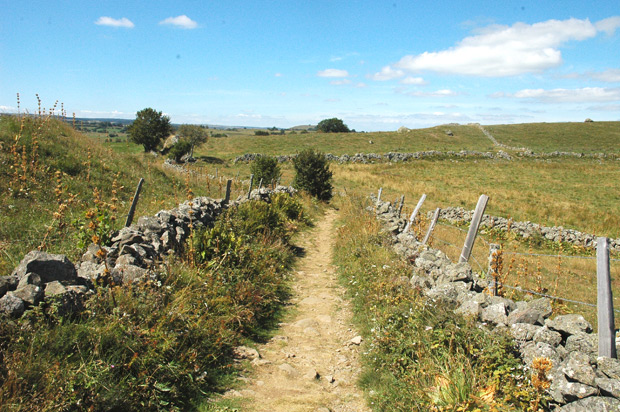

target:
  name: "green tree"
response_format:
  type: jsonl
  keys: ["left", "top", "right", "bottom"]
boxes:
{"left": 127, "top": 108, "right": 173, "bottom": 152}
{"left": 317, "top": 118, "right": 350, "bottom": 133}
{"left": 250, "top": 155, "right": 282, "bottom": 186}
{"left": 292, "top": 149, "right": 333, "bottom": 200}
{"left": 177, "top": 124, "right": 209, "bottom": 157}
{"left": 168, "top": 140, "right": 193, "bottom": 162}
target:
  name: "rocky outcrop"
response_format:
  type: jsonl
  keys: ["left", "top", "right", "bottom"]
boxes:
{"left": 369, "top": 194, "right": 620, "bottom": 410}
{"left": 1, "top": 186, "right": 297, "bottom": 318}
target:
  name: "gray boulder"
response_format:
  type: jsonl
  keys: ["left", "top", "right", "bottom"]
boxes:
{"left": 12, "top": 284, "right": 44, "bottom": 306}
{"left": 565, "top": 332, "right": 598, "bottom": 360}
{"left": 560, "top": 351, "right": 596, "bottom": 386}
{"left": 507, "top": 307, "right": 545, "bottom": 325}
{"left": 549, "top": 372, "right": 598, "bottom": 404}
{"left": 111, "top": 264, "right": 149, "bottom": 284}
{"left": 526, "top": 297, "right": 553, "bottom": 319}
{"left": 546, "top": 314, "right": 592, "bottom": 337}
{"left": 0, "top": 276, "right": 18, "bottom": 297}
{"left": 481, "top": 302, "right": 508, "bottom": 325}
{"left": 558, "top": 396, "right": 620, "bottom": 411}
{"left": 596, "top": 377, "right": 620, "bottom": 399}
{"left": 520, "top": 341, "right": 561, "bottom": 368}
{"left": 11, "top": 250, "right": 77, "bottom": 283}
{"left": 598, "top": 357, "right": 620, "bottom": 380}
{"left": 0, "top": 293, "right": 25, "bottom": 317}
{"left": 533, "top": 327, "right": 563, "bottom": 347}
{"left": 511, "top": 323, "right": 542, "bottom": 342}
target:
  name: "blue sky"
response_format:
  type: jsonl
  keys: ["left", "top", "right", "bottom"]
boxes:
{"left": 1, "top": 0, "right": 619, "bottom": 131}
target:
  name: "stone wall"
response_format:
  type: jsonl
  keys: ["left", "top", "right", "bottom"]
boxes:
{"left": 371, "top": 195, "right": 620, "bottom": 410}
{"left": 0, "top": 186, "right": 297, "bottom": 319}
{"left": 432, "top": 207, "right": 620, "bottom": 254}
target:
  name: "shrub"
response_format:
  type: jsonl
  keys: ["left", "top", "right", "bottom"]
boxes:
{"left": 250, "top": 155, "right": 281, "bottom": 186}
{"left": 254, "top": 130, "right": 269, "bottom": 136}
{"left": 168, "top": 140, "right": 192, "bottom": 162}
{"left": 292, "top": 149, "right": 333, "bottom": 201}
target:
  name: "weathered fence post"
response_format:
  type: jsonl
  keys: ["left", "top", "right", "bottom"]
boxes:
{"left": 258, "top": 178, "right": 264, "bottom": 189}
{"left": 488, "top": 244, "right": 501, "bottom": 296}
{"left": 459, "top": 194, "right": 489, "bottom": 263}
{"left": 247, "top": 174, "right": 254, "bottom": 199}
{"left": 377, "top": 188, "right": 382, "bottom": 203}
{"left": 125, "top": 178, "right": 144, "bottom": 227}
{"left": 597, "top": 237, "right": 617, "bottom": 358}
{"left": 215, "top": 168, "right": 218, "bottom": 178}
{"left": 422, "top": 208, "right": 440, "bottom": 246}
{"left": 224, "top": 179, "right": 232, "bottom": 205}
{"left": 397, "top": 195, "right": 405, "bottom": 218}
{"left": 405, "top": 194, "right": 426, "bottom": 233}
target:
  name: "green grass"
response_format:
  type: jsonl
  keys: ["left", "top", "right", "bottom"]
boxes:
{"left": 485, "top": 121, "right": 620, "bottom": 154}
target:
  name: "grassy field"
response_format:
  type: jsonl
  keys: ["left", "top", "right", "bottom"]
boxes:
{"left": 485, "top": 121, "right": 620, "bottom": 154}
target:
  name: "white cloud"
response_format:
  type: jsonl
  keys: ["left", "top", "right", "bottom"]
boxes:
{"left": 317, "top": 69, "right": 349, "bottom": 78}
{"left": 591, "top": 69, "right": 620, "bottom": 83}
{"left": 371, "top": 66, "right": 405, "bottom": 80}
{"left": 274, "top": 73, "right": 283, "bottom": 77}
{"left": 159, "top": 15, "right": 198, "bottom": 29}
{"left": 400, "top": 76, "right": 427, "bottom": 85}
{"left": 588, "top": 104, "right": 620, "bottom": 112}
{"left": 0, "top": 105, "right": 16, "bottom": 112}
{"left": 378, "top": 17, "right": 619, "bottom": 78}
{"left": 355, "top": 82, "right": 367, "bottom": 88}
{"left": 595, "top": 16, "right": 620, "bottom": 35}
{"left": 513, "top": 87, "right": 620, "bottom": 102}
{"left": 330, "top": 79, "right": 351, "bottom": 85}
{"left": 95, "top": 17, "right": 134, "bottom": 28}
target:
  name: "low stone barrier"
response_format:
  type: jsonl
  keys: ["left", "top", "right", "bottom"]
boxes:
{"left": 432, "top": 207, "right": 620, "bottom": 254}
{"left": 0, "top": 186, "right": 297, "bottom": 318}
{"left": 370, "top": 195, "right": 620, "bottom": 410}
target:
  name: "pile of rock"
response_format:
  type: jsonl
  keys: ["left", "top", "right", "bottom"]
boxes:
{"left": 434, "top": 207, "right": 620, "bottom": 253}
{"left": 0, "top": 186, "right": 297, "bottom": 318}
{"left": 370, "top": 195, "right": 620, "bottom": 410}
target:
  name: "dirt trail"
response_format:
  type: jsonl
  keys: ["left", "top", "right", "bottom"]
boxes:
{"left": 235, "top": 209, "right": 371, "bottom": 412}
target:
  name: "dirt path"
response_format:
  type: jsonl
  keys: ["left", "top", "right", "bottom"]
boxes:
{"left": 233, "top": 209, "right": 371, "bottom": 412}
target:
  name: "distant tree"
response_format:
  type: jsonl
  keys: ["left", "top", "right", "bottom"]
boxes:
{"left": 292, "top": 149, "right": 333, "bottom": 201}
{"left": 317, "top": 118, "right": 350, "bottom": 133}
{"left": 127, "top": 108, "right": 173, "bottom": 152}
{"left": 254, "top": 130, "right": 270, "bottom": 136}
{"left": 168, "top": 140, "right": 192, "bottom": 162}
{"left": 177, "top": 124, "right": 209, "bottom": 157}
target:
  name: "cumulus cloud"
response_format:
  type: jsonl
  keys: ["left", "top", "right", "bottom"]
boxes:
{"left": 371, "top": 66, "right": 405, "bottom": 80}
{"left": 159, "top": 15, "right": 198, "bottom": 29}
{"left": 95, "top": 17, "right": 134, "bottom": 28}
{"left": 317, "top": 69, "right": 349, "bottom": 78}
{"left": 375, "top": 17, "right": 619, "bottom": 78}
{"left": 512, "top": 87, "right": 620, "bottom": 102}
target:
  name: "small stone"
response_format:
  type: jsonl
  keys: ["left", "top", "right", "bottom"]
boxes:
{"left": 279, "top": 363, "right": 298, "bottom": 377}
{"left": 305, "top": 369, "right": 320, "bottom": 380}
{"left": 350, "top": 336, "right": 363, "bottom": 345}
{"left": 325, "top": 375, "right": 335, "bottom": 383}
{"left": 596, "top": 377, "right": 620, "bottom": 398}
{"left": 598, "top": 356, "right": 620, "bottom": 380}
{"left": 0, "top": 293, "right": 25, "bottom": 317}
{"left": 557, "top": 396, "right": 620, "bottom": 411}
{"left": 233, "top": 346, "right": 260, "bottom": 361}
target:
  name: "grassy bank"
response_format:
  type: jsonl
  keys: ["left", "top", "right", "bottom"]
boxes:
{"left": 332, "top": 195, "right": 549, "bottom": 411}
{"left": 0, "top": 195, "right": 313, "bottom": 411}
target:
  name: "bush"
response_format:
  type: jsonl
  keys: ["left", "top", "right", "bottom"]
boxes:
{"left": 292, "top": 149, "right": 333, "bottom": 201}
{"left": 168, "top": 140, "right": 192, "bottom": 162}
{"left": 254, "top": 130, "right": 269, "bottom": 136}
{"left": 250, "top": 155, "right": 281, "bottom": 186}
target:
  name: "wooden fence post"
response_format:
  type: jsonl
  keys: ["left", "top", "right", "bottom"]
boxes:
{"left": 247, "top": 174, "right": 254, "bottom": 199}
{"left": 597, "top": 237, "right": 617, "bottom": 358}
{"left": 422, "top": 208, "right": 440, "bottom": 246}
{"left": 377, "top": 187, "right": 382, "bottom": 203}
{"left": 459, "top": 194, "right": 489, "bottom": 263}
{"left": 397, "top": 195, "right": 405, "bottom": 218}
{"left": 405, "top": 194, "right": 426, "bottom": 232}
{"left": 488, "top": 244, "right": 501, "bottom": 296}
{"left": 224, "top": 179, "right": 232, "bottom": 205}
{"left": 125, "top": 178, "right": 144, "bottom": 227}
{"left": 258, "top": 178, "right": 264, "bottom": 189}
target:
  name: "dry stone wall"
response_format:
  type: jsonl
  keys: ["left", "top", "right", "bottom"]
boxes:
{"left": 433, "top": 207, "right": 620, "bottom": 254}
{"left": 0, "top": 186, "right": 297, "bottom": 319}
{"left": 370, "top": 195, "right": 620, "bottom": 410}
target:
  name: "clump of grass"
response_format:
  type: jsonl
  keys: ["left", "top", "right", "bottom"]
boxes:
{"left": 333, "top": 195, "right": 549, "bottom": 411}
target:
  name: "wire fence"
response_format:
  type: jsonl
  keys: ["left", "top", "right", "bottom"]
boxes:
{"left": 427, "top": 218, "right": 620, "bottom": 319}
